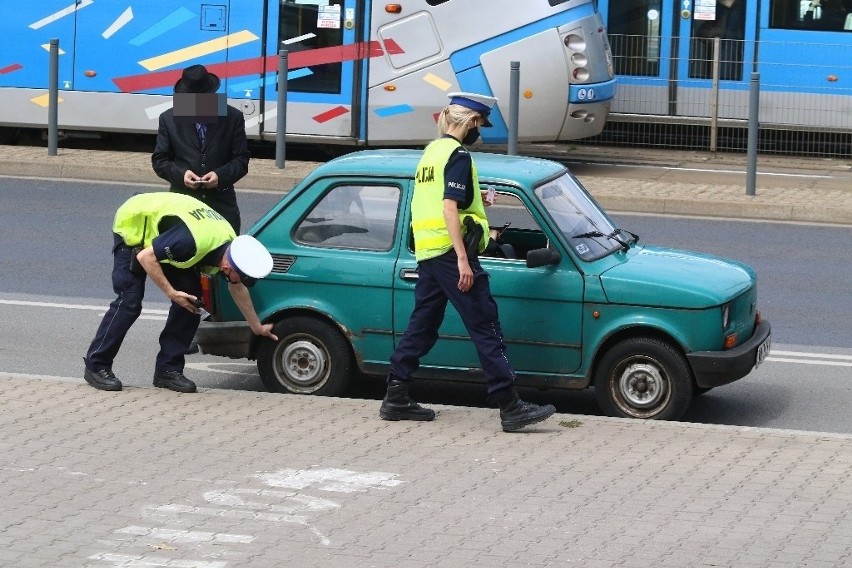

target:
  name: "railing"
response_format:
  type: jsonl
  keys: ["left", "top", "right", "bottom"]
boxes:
{"left": 580, "top": 34, "right": 852, "bottom": 157}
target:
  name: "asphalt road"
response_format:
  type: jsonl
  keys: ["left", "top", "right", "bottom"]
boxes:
{"left": 2, "top": 177, "right": 851, "bottom": 433}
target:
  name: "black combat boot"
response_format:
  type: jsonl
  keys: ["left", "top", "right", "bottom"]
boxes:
{"left": 379, "top": 379, "right": 435, "bottom": 421}
{"left": 492, "top": 388, "right": 556, "bottom": 432}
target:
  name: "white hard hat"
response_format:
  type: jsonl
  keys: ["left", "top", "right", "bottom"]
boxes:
{"left": 226, "top": 235, "right": 273, "bottom": 287}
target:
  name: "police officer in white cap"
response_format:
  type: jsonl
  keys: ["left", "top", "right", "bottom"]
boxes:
{"left": 83, "top": 192, "right": 277, "bottom": 393}
{"left": 380, "top": 92, "right": 556, "bottom": 432}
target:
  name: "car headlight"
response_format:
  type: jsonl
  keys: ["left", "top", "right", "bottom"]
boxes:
{"left": 721, "top": 303, "right": 731, "bottom": 330}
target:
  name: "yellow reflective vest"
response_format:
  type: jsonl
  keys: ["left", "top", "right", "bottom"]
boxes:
{"left": 411, "top": 138, "right": 489, "bottom": 262}
{"left": 113, "top": 192, "right": 236, "bottom": 270}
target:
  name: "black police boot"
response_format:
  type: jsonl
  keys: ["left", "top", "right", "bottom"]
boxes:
{"left": 379, "top": 379, "right": 435, "bottom": 421}
{"left": 83, "top": 364, "right": 123, "bottom": 391}
{"left": 153, "top": 370, "right": 197, "bottom": 393}
{"left": 493, "top": 388, "right": 556, "bottom": 432}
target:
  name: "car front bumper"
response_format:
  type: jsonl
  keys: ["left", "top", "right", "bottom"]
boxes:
{"left": 687, "top": 320, "right": 771, "bottom": 389}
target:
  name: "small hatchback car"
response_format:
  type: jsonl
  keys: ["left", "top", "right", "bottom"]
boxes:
{"left": 197, "top": 150, "right": 771, "bottom": 420}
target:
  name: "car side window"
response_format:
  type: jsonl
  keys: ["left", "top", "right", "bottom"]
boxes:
{"left": 480, "top": 190, "right": 549, "bottom": 261}
{"left": 294, "top": 184, "right": 401, "bottom": 251}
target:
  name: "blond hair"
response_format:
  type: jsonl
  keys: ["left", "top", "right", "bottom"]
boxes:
{"left": 437, "top": 104, "right": 480, "bottom": 136}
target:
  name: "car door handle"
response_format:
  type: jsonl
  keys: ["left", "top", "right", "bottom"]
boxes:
{"left": 399, "top": 268, "right": 419, "bottom": 281}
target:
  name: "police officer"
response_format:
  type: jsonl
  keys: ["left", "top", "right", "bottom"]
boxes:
{"left": 380, "top": 92, "right": 556, "bottom": 432}
{"left": 83, "top": 192, "right": 277, "bottom": 393}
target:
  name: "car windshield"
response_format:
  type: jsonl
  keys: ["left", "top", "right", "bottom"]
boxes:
{"left": 534, "top": 172, "right": 627, "bottom": 261}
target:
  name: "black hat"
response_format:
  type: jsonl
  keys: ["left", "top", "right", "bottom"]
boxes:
{"left": 174, "top": 64, "right": 221, "bottom": 94}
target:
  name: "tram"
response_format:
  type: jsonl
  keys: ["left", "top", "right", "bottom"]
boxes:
{"left": 596, "top": 0, "right": 852, "bottom": 141}
{"left": 0, "top": 0, "right": 616, "bottom": 146}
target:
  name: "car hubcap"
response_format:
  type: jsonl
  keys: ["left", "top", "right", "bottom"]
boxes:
{"left": 280, "top": 340, "right": 328, "bottom": 389}
{"left": 617, "top": 362, "right": 666, "bottom": 409}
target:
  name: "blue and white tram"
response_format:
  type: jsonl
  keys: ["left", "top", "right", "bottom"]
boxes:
{"left": 597, "top": 0, "right": 852, "bottom": 135}
{"left": 0, "top": 0, "right": 617, "bottom": 146}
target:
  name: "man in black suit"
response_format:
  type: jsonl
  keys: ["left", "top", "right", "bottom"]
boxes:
{"left": 152, "top": 64, "right": 249, "bottom": 233}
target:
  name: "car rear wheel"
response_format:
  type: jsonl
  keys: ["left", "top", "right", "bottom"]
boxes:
{"left": 257, "top": 316, "right": 353, "bottom": 396}
{"left": 594, "top": 337, "right": 693, "bottom": 420}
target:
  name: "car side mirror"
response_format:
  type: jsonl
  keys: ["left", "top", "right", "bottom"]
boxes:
{"left": 526, "top": 247, "right": 561, "bottom": 268}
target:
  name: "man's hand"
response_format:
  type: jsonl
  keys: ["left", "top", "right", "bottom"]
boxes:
{"left": 199, "top": 171, "right": 219, "bottom": 189}
{"left": 170, "top": 291, "right": 202, "bottom": 313}
{"left": 184, "top": 170, "right": 202, "bottom": 189}
{"left": 250, "top": 322, "right": 278, "bottom": 341}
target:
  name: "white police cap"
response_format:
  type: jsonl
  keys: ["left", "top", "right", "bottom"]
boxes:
{"left": 227, "top": 235, "right": 273, "bottom": 287}
{"left": 447, "top": 92, "right": 498, "bottom": 126}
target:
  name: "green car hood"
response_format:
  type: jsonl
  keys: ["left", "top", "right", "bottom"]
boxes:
{"left": 599, "top": 246, "right": 755, "bottom": 308}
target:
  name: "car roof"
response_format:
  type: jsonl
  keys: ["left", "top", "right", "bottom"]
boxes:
{"left": 309, "top": 148, "right": 568, "bottom": 188}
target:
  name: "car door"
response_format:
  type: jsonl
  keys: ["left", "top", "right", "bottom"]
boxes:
{"left": 251, "top": 178, "right": 404, "bottom": 370}
{"left": 391, "top": 186, "right": 584, "bottom": 383}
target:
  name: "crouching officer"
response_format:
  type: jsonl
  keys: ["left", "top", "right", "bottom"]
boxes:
{"left": 83, "top": 192, "right": 278, "bottom": 393}
{"left": 380, "top": 92, "right": 556, "bottom": 432}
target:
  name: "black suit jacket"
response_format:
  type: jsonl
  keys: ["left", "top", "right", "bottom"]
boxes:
{"left": 152, "top": 104, "right": 250, "bottom": 232}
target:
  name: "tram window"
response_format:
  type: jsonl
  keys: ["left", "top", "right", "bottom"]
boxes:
{"left": 425, "top": 0, "right": 450, "bottom": 5}
{"left": 689, "top": 0, "right": 746, "bottom": 80}
{"left": 770, "top": 0, "right": 852, "bottom": 30}
{"left": 604, "top": 1, "right": 662, "bottom": 76}
{"left": 279, "top": 0, "right": 343, "bottom": 94}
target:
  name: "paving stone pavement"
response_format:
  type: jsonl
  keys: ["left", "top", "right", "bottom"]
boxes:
{"left": 3, "top": 373, "right": 852, "bottom": 567}
{"left": 3, "top": 142, "right": 852, "bottom": 566}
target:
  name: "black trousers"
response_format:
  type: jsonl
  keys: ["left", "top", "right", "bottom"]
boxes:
{"left": 85, "top": 234, "right": 201, "bottom": 375}
{"left": 389, "top": 250, "right": 515, "bottom": 397}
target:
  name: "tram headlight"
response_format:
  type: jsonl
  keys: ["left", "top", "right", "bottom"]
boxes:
{"left": 571, "top": 53, "right": 588, "bottom": 67}
{"left": 564, "top": 34, "right": 586, "bottom": 52}
{"left": 572, "top": 68, "right": 590, "bottom": 81}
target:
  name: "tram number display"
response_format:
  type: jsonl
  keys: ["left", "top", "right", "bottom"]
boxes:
{"left": 577, "top": 88, "right": 596, "bottom": 100}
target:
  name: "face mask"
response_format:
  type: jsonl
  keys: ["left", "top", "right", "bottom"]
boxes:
{"left": 462, "top": 126, "right": 480, "bottom": 145}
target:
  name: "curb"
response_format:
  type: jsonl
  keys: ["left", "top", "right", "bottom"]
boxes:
{"left": 3, "top": 148, "right": 852, "bottom": 225}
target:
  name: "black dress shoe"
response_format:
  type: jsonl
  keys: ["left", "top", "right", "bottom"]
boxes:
{"left": 84, "top": 367, "right": 122, "bottom": 391}
{"left": 153, "top": 370, "right": 197, "bottom": 393}
{"left": 186, "top": 341, "right": 199, "bottom": 355}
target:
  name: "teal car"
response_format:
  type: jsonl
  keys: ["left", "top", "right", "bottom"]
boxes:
{"left": 196, "top": 150, "right": 771, "bottom": 420}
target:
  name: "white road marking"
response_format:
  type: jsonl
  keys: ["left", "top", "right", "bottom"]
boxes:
{"left": 567, "top": 160, "right": 833, "bottom": 179}
{"left": 86, "top": 553, "right": 226, "bottom": 567}
{"left": 257, "top": 467, "right": 403, "bottom": 493}
{"left": 767, "top": 357, "right": 852, "bottom": 367}
{"left": 0, "top": 299, "right": 169, "bottom": 316}
{"left": 114, "top": 526, "right": 255, "bottom": 544}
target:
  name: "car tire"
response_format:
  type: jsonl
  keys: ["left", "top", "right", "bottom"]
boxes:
{"left": 594, "top": 337, "right": 693, "bottom": 420}
{"left": 257, "top": 316, "right": 353, "bottom": 396}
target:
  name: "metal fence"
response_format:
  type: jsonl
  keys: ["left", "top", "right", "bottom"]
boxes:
{"left": 579, "top": 34, "right": 852, "bottom": 157}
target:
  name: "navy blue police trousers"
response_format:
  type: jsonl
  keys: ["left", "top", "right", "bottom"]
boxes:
{"left": 389, "top": 249, "right": 515, "bottom": 398}
{"left": 85, "top": 234, "right": 201, "bottom": 375}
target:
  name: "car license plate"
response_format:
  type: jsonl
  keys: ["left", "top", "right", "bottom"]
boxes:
{"left": 755, "top": 335, "right": 771, "bottom": 368}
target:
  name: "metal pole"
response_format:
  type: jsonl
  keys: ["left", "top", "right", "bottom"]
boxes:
{"left": 709, "top": 38, "right": 720, "bottom": 154}
{"left": 48, "top": 38, "right": 59, "bottom": 157}
{"left": 275, "top": 49, "right": 288, "bottom": 169}
{"left": 508, "top": 61, "right": 520, "bottom": 156}
{"left": 745, "top": 0, "right": 763, "bottom": 197}
{"left": 746, "top": 72, "right": 760, "bottom": 196}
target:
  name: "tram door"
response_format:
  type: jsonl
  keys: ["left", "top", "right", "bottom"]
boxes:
{"left": 264, "top": 0, "right": 361, "bottom": 139}
{"left": 601, "top": 0, "right": 754, "bottom": 119}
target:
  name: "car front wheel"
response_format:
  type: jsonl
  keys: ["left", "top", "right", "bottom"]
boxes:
{"left": 257, "top": 316, "right": 353, "bottom": 396}
{"left": 594, "top": 337, "right": 693, "bottom": 420}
